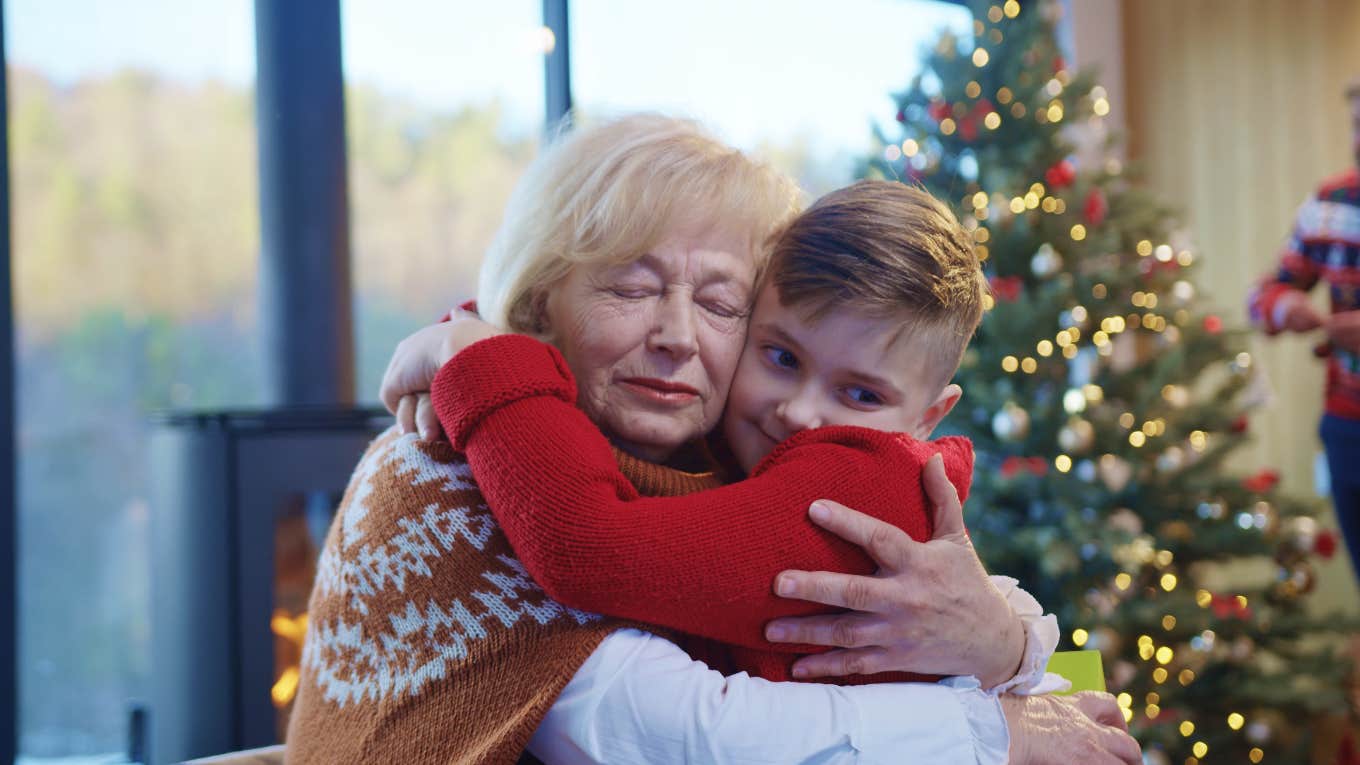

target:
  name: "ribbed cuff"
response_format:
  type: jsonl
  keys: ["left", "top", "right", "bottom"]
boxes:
{"left": 431, "top": 334, "right": 577, "bottom": 450}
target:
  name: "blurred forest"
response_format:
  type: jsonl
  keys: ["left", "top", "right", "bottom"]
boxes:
{"left": 11, "top": 65, "right": 538, "bottom": 754}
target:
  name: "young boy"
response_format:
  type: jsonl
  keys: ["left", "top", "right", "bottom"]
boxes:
{"left": 398, "top": 180, "right": 1052, "bottom": 685}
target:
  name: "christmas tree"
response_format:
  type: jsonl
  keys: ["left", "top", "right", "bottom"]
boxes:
{"left": 864, "top": 1, "right": 1356, "bottom": 762}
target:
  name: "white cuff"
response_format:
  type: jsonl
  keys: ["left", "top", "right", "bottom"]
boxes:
{"left": 985, "top": 575, "right": 1067, "bottom": 695}
{"left": 941, "top": 677, "right": 1011, "bottom": 764}
{"left": 850, "top": 677, "right": 1009, "bottom": 765}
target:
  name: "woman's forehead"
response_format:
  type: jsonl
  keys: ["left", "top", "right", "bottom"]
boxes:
{"left": 607, "top": 243, "right": 758, "bottom": 288}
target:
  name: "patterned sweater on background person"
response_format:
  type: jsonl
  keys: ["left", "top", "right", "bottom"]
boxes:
{"left": 429, "top": 333, "right": 976, "bottom": 684}
{"left": 1250, "top": 167, "right": 1360, "bottom": 420}
{"left": 284, "top": 428, "right": 719, "bottom": 765}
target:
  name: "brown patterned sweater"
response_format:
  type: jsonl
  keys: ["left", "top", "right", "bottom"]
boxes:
{"left": 284, "top": 427, "right": 721, "bottom": 765}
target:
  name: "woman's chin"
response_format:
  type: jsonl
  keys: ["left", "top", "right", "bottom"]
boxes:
{"left": 604, "top": 413, "right": 708, "bottom": 463}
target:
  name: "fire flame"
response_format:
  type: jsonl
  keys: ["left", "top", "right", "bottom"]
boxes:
{"left": 271, "top": 609, "right": 308, "bottom": 707}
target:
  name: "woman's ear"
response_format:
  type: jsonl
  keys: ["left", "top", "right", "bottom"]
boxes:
{"left": 527, "top": 289, "right": 553, "bottom": 339}
{"left": 913, "top": 383, "right": 962, "bottom": 439}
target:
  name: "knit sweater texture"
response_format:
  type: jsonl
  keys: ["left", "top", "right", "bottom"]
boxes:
{"left": 1250, "top": 167, "right": 1360, "bottom": 419}
{"left": 430, "top": 333, "right": 975, "bottom": 684}
{"left": 284, "top": 427, "right": 719, "bottom": 764}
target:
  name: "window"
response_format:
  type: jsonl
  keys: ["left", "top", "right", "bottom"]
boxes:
{"left": 343, "top": 0, "right": 545, "bottom": 401}
{"left": 570, "top": 0, "right": 972, "bottom": 198}
{"left": 8, "top": 0, "right": 260, "bottom": 759}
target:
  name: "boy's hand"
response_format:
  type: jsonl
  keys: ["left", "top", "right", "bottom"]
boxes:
{"left": 765, "top": 456, "right": 1026, "bottom": 689}
{"left": 379, "top": 312, "right": 503, "bottom": 441}
{"left": 1325, "top": 309, "right": 1360, "bottom": 353}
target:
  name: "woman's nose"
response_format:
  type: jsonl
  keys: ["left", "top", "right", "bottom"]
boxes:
{"left": 646, "top": 293, "right": 699, "bottom": 360}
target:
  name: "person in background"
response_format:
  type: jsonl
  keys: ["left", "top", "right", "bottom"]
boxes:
{"left": 1248, "top": 77, "right": 1360, "bottom": 582}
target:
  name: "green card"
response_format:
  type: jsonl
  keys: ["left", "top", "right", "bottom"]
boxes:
{"left": 1044, "top": 650, "right": 1106, "bottom": 695}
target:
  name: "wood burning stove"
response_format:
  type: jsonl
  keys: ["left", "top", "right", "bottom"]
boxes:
{"left": 147, "top": 408, "right": 387, "bottom": 765}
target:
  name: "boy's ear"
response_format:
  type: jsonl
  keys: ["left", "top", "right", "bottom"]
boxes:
{"left": 914, "top": 383, "right": 962, "bottom": 439}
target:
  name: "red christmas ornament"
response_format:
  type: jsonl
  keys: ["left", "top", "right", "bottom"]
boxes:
{"left": 1044, "top": 160, "right": 1077, "bottom": 190}
{"left": 928, "top": 100, "right": 951, "bottom": 123}
{"left": 1203, "top": 315, "right": 1223, "bottom": 334}
{"left": 1209, "top": 593, "right": 1253, "bottom": 620}
{"left": 989, "top": 275, "right": 1024, "bottom": 302}
{"left": 959, "top": 115, "right": 980, "bottom": 142}
{"left": 1242, "top": 469, "right": 1280, "bottom": 494}
{"left": 1083, "top": 188, "right": 1108, "bottom": 226}
{"left": 1230, "top": 415, "right": 1249, "bottom": 434}
{"left": 1336, "top": 730, "right": 1360, "bottom": 765}
{"left": 1053, "top": 56, "right": 1067, "bottom": 74}
{"left": 895, "top": 108, "right": 907, "bottom": 123}
{"left": 1314, "top": 529, "right": 1338, "bottom": 560}
{"left": 999, "top": 456, "right": 1048, "bottom": 478}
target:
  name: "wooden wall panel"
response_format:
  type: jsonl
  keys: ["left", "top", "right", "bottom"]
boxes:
{"left": 1121, "top": 0, "right": 1360, "bottom": 611}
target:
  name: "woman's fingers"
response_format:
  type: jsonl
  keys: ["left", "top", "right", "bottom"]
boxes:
{"left": 1071, "top": 691, "right": 1129, "bottom": 731}
{"left": 764, "top": 612, "right": 890, "bottom": 648}
{"left": 773, "top": 569, "right": 894, "bottom": 612}
{"left": 786, "top": 647, "right": 893, "bottom": 679}
{"left": 922, "top": 455, "right": 967, "bottom": 540}
{"left": 396, "top": 394, "right": 418, "bottom": 435}
{"left": 806, "top": 499, "right": 915, "bottom": 570}
{"left": 1097, "top": 726, "right": 1143, "bottom": 765}
{"left": 415, "top": 393, "right": 442, "bottom": 442}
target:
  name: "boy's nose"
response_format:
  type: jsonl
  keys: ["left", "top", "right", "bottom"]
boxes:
{"left": 775, "top": 391, "right": 822, "bottom": 434}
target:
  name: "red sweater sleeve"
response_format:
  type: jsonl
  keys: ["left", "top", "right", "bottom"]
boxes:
{"left": 431, "top": 334, "right": 974, "bottom": 652}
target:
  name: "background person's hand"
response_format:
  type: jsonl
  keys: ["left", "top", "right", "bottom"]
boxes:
{"left": 1001, "top": 692, "right": 1141, "bottom": 765}
{"left": 764, "top": 455, "right": 1027, "bottom": 689}
{"left": 1276, "top": 291, "right": 1325, "bottom": 333}
{"left": 379, "top": 312, "right": 503, "bottom": 440}
{"left": 1325, "top": 309, "right": 1360, "bottom": 353}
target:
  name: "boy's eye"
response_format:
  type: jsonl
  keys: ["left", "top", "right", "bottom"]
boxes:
{"left": 762, "top": 345, "right": 798, "bottom": 370}
{"left": 844, "top": 387, "right": 884, "bottom": 407}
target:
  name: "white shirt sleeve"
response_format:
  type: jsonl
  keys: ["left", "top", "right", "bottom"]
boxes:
{"left": 526, "top": 629, "right": 1010, "bottom": 765}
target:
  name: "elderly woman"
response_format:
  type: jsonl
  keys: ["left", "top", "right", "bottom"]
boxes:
{"left": 288, "top": 115, "right": 1137, "bottom": 765}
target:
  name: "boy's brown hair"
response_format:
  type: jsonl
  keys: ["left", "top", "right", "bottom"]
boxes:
{"left": 763, "top": 180, "right": 987, "bottom": 390}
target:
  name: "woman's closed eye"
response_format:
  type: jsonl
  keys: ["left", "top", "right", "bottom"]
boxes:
{"left": 608, "top": 284, "right": 658, "bottom": 299}
{"left": 762, "top": 345, "right": 799, "bottom": 370}
{"left": 700, "top": 299, "right": 745, "bottom": 319}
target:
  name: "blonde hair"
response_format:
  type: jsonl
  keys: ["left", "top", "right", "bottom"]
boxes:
{"left": 764, "top": 180, "right": 987, "bottom": 390}
{"left": 477, "top": 113, "right": 802, "bottom": 334}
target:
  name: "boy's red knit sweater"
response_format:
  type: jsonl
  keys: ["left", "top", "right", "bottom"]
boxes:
{"left": 430, "top": 333, "right": 975, "bottom": 683}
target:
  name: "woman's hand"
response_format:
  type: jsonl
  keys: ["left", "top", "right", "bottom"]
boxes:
{"left": 379, "top": 311, "right": 503, "bottom": 441}
{"left": 1001, "top": 693, "right": 1142, "bottom": 765}
{"left": 764, "top": 455, "right": 1027, "bottom": 689}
